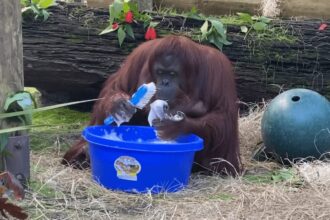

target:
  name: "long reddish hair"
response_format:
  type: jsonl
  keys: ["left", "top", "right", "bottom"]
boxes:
{"left": 63, "top": 35, "right": 241, "bottom": 175}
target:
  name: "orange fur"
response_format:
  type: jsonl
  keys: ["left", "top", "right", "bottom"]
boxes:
{"left": 62, "top": 35, "right": 241, "bottom": 176}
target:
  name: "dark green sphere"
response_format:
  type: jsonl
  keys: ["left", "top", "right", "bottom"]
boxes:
{"left": 261, "top": 89, "right": 330, "bottom": 161}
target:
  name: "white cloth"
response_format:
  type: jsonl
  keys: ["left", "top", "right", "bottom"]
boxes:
{"left": 148, "top": 100, "right": 169, "bottom": 126}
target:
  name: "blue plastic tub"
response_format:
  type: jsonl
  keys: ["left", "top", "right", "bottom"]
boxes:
{"left": 83, "top": 125, "right": 204, "bottom": 194}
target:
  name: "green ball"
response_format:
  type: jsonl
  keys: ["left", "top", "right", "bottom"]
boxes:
{"left": 261, "top": 89, "right": 330, "bottom": 162}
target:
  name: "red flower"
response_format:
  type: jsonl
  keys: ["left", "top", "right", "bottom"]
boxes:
{"left": 145, "top": 27, "right": 157, "bottom": 40}
{"left": 318, "top": 23, "right": 328, "bottom": 31}
{"left": 125, "top": 11, "right": 133, "bottom": 23}
{"left": 112, "top": 22, "right": 119, "bottom": 30}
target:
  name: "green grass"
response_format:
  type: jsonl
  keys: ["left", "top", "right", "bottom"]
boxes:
{"left": 28, "top": 179, "right": 57, "bottom": 198}
{"left": 220, "top": 15, "right": 249, "bottom": 26}
{"left": 30, "top": 107, "right": 90, "bottom": 151}
{"left": 219, "top": 15, "right": 298, "bottom": 44}
{"left": 255, "top": 28, "right": 298, "bottom": 44}
{"left": 209, "top": 193, "right": 234, "bottom": 201}
{"left": 32, "top": 107, "right": 90, "bottom": 128}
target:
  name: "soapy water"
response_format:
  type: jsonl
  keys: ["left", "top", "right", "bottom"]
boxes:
{"left": 113, "top": 110, "right": 134, "bottom": 126}
{"left": 137, "top": 138, "right": 176, "bottom": 144}
{"left": 166, "top": 111, "right": 185, "bottom": 122}
{"left": 102, "top": 99, "right": 184, "bottom": 144}
{"left": 102, "top": 130, "right": 177, "bottom": 144}
{"left": 103, "top": 130, "right": 123, "bottom": 141}
{"left": 152, "top": 139, "right": 176, "bottom": 144}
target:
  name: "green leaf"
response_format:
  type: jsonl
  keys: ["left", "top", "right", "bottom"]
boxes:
{"left": 219, "top": 37, "right": 232, "bottom": 46}
{"left": 143, "top": 21, "right": 150, "bottom": 29}
{"left": 252, "top": 22, "right": 267, "bottom": 31}
{"left": 128, "top": 1, "right": 139, "bottom": 15}
{"left": 210, "top": 19, "right": 226, "bottom": 38}
{"left": 20, "top": 0, "right": 26, "bottom": 6}
{"left": 42, "top": 9, "right": 50, "bottom": 21}
{"left": 190, "top": 6, "right": 198, "bottom": 14}
{"left": 38, "top": 0, "right": 54, "bottom": 9}
{"left": 124, "top": 24, "right": 135, "bottom": 39}
{"left": 20, "top": 0, "right": 29, "bottom": 7}
{"left": 4, "top": 92, "right": 35, "bottom": 112}
{"left": 0, "top": 134, "right": 9, "bottom": 152}
{"left": 200, "top": 20, "right": 209, "bottom": 37}
{"left": 30, "top": 4, "right": 40, "bottom": 15}
{"left": 99, "top": 25, "right": 118, "bottom": 35}
{"left": 240, "top": 25, "right": 248, "bottom": 33}
{"left": 207, "top": 32, "right": 232, "bottom": 50}
{"left": 244, "top": 173, "right": 273, "bottom": 184}
{"left": 3, "top": 92, "right": 36, "bottom": 126}
{"left": 237, "top": 12, "right": 253, "bottom": 23}
{"left": 149, "top": 21, "right": 159, "bottom": 28}
{"left": 207, "top": 33, "right": 223, "bottom": 50}
{"left": 113, "top": 0, "right": 124, "bottom": 17}
{"left": 251, "top": 15, "right": 259, "bottom": 21}
{"left": 117, "top": 27, "right": 126, "bottom": 47}
{"left": 32, "top": 0, "right": 40, "bottom": 4}
{"left": 123, "top": 2, "right": 130, "bottom": 13}
{"left": 272, "top": 169, "right": 295, "bottom": 182}
{"left": 109, "top": 0, "right": 124, "bottom": 24}
{"left": 109, "top": 5, "right": 116, "bottom": 25}
{"left": 271, "top": 174, "right": 282, "bottom": 182}
{"left": 259, "top": 16, "right": 271, "bottom": 24}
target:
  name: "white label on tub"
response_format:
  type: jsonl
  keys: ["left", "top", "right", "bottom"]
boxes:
{"left": 114, "top": 156, "right": 141, "bottom": 181}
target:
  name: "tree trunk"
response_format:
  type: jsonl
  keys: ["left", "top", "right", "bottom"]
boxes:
{"left": 22, "top": 4, "right": 330, "bottom": 110}
{"left": 0, "top": 0, "right": 24, "bottom": 109}
{"left": 0, "top": 0, "right": 30, "bottom": 183}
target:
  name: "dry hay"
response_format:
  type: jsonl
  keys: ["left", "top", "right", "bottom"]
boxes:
{"left": 296, "top": 160, "right": 330, "bottom": 186}
{"left": 260, "top": 0, "right": 281, "bottom": 17}
{"left": 17, "top": 106, "right": 330, "bottom": 219}
{"left": 238, "top": 103, "right": 281, "bottom": 173}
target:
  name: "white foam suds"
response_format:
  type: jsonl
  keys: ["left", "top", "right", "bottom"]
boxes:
{"left": 103, "top": 130, "right": 123, "bottom": 141}
{"left": 102, "top": 130, "right": 178, "bottom": 144}
{"left": 148, "top": 139, "right": 177, "bottom": 144}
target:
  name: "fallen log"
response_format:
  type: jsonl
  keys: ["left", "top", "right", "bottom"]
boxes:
{"left": 22, "top": 3, "right": 330, "bottom": 110}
